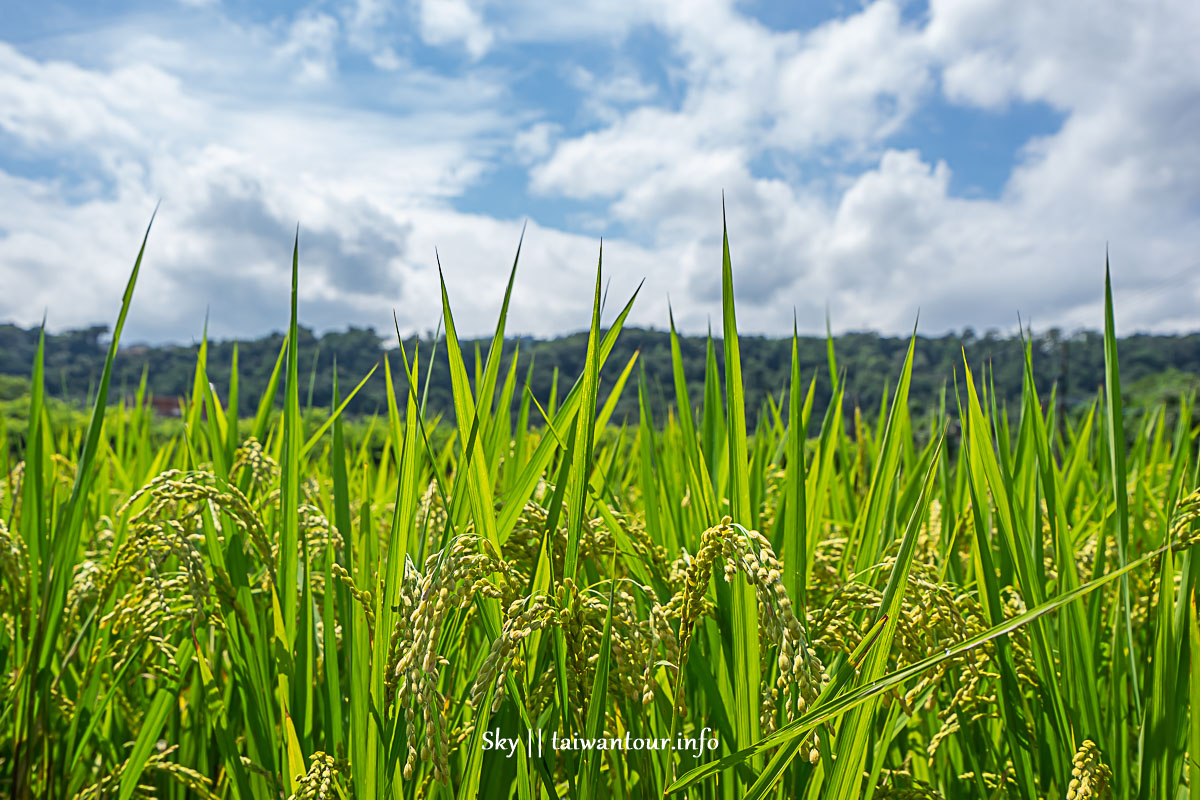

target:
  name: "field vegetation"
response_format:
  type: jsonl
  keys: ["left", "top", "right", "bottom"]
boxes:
{"left": 2, "top": 215, "right": 1198, "bottom": 799}
{"left": 4, "top": 312, "right": 1200, "bottom": 433}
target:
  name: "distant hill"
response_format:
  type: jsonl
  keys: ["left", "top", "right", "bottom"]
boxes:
{"left": 1, "top": 322, "right": 1197, "bottom": 427}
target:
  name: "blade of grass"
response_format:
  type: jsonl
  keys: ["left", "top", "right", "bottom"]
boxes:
{"left": 565, "top": 245, "right": 604, "bottom": 581}
{"left": 719, "top": 205, "right": 762, "bottom": 787}
{"left": 1103, "top": 257, "right": 1142, "bottom": 720}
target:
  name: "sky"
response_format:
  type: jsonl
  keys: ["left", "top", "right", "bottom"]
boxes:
{"left": 1, "top": 0, "right": 1198, "bottom": 344}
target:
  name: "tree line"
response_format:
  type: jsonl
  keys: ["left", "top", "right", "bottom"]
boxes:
{"left": 1, "top": 322, "right": 1197, "bottom": 428}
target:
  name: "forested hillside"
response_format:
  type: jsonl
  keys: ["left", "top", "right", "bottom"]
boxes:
{"left": 1, "top": 322, "right": 1197, "bottom": 426}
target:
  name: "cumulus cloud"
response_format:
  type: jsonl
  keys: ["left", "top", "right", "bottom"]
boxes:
{"left": 275, "top": 11, "right": 340, "bottom": 84}
{"left": 340, "top": 0, "right": 403, "bottom": 70}
{"left": 415, "top": 0, "right": 493, "bottom": 60}
{"left": 0, "top": 21, "right": 519, "bottom": 341}
{"left": 1, "top": 0, "right": 1198, "bottom": 344}
{"left": 523, "top": 0, "right": 1200, "bottom": 334}
{"left": 529, "top": 1, "right": 935, "bottom": 215}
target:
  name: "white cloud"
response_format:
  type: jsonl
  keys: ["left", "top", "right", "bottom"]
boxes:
{"left": 0, "top": 44, "right": 194, "bottom": 152}
{"left": 567, "top": 63, "right": 658, "bottom": 123}
{"left": 0, "top": 19, "right": 530, "bottom": 342}
{"left": 530, "top": 1, "right": 933, "bottom": 200}
{"left": 415, "top": 0, "right": 493, "bottom": 60}
{"left": 767, "top": 2, "right": 932, "bottom": 150}
{"left": 340, "top": 0, "right": 403, "bottom": 70}
{"left": 521, "top": 0, "right": 1200, "bottom": 334}
{"left": 2, "top": 0, "right": 1199, "bottom": 345}
{"left": 514, "top": 122, "right": 560, "bottom": 164}
{"left": 275, "top": 12, "right": 341, "bottom": 84}
{"left": 531, "top": 108, "right": 697, "bottom": 200}
{"left": 0, "top": 10, "right": 668, "bottom": 345}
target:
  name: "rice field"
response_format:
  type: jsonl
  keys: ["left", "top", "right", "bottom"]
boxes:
{"left": 2, "top": 215, "right": 1198, "bottom": 799}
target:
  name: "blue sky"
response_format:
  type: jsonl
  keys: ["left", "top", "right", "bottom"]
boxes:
{"left": 1, "top": 0, "right": 1198, "bottom": 343}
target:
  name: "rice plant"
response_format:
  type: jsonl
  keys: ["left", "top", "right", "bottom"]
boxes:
{"left": 0, "top": 212, "right": 1197, "bottom": 800}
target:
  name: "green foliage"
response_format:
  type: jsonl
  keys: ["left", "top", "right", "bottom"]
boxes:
{"left": 3, "top": 322, "right": 1198, "bottom": 433}
{"left": 1, "top": 217, "right": 1198, "bottom": 800}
